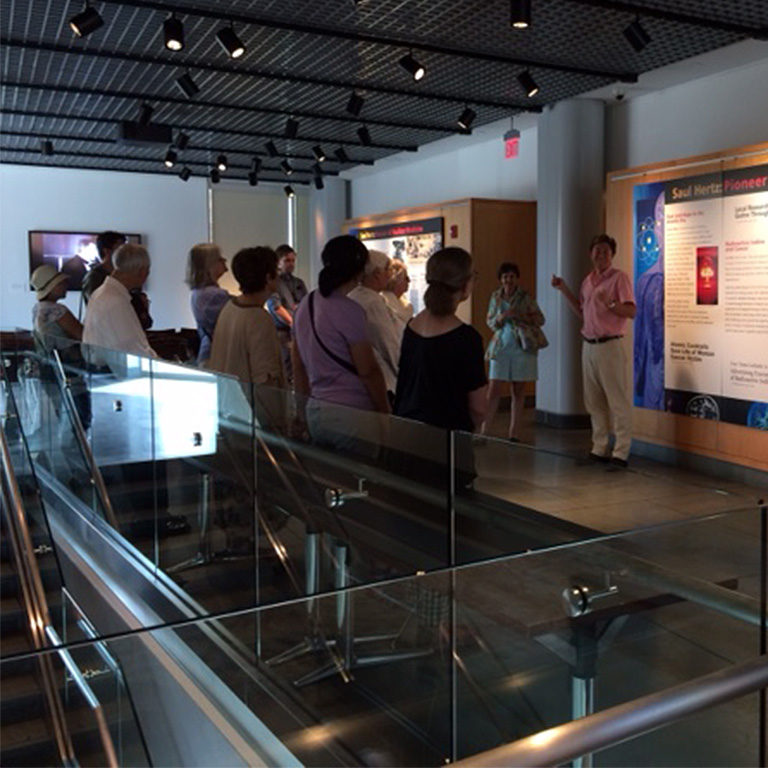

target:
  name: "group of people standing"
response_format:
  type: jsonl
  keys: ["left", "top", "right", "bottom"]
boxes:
{"left": 29, "top": 229, "right": 636, "bottom": 467}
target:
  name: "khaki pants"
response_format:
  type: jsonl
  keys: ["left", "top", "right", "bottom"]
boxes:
{"left": 582, "top": 339, "right": 632, "bottom": 461}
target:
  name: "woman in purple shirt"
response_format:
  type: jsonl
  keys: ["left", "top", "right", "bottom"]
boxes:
{"left": 293, "top": 235, "right": 389, "bottom": 455}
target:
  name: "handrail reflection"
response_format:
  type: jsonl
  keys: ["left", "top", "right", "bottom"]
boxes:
{"left": 51, "top": 349, "right": 120, "bottom": 530}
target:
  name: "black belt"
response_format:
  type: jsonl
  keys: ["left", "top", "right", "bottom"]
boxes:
{"left": 583, "top": 335, "right": 623, "bottom": 344}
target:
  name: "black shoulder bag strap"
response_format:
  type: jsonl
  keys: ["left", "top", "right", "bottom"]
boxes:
{"left": 308, "top": 291, "right": 358, "bottom": 375}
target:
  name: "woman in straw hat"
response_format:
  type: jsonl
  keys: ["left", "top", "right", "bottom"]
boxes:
{"left": 30, "top": 264, "right": 83, "bottom": 348}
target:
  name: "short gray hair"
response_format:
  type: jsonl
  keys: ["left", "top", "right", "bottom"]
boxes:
{"left": 364, "top": 249, "right": 389, "bottom": 276}
{"left": 113, "top": 243, "right": 150, "bottom": 273}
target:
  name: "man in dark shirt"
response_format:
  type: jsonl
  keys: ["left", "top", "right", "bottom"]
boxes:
{"left": 265, "top": 244, "right": 308, "bottom": 385}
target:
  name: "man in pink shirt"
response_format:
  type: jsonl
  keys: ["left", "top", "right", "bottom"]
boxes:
{"left": 552, "top": 234, "right": 636, "bottom": 467}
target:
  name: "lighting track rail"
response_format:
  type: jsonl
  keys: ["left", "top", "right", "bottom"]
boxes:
{"left": 0, "top": 145, "right": 342, "bottom": 175}
{"left": 0, "top": 155, "right": 312, "bottom": 184}
{"left": 0, "top": 107, "right": 417, "bottom": 153}
{"left": 1, "top": 80, "right": 461, "bottom": 136}
{"left": 0, "top": 128, "right": 374, "bottom": 166}
{"left": 83, "top": 0, "right": 639, "bottom": 81}
{"left": 0, "top": 39, "right": 545, "bottom": 112}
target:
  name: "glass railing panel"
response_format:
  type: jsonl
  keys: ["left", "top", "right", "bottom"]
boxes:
{"left": 146, "top": 357, "right": 261, "bottom": 613}
{"left": 59, "top": 590, "right": 151, "bottom": 766}
{"left": 62, "top": 340, "right": 159, "bottom": 560}
{"left": 452, "top": 505, "right": 764, "bottom": 763}
{"left": 0, "top": 640, "right": 150, "bottom": 767}
{"left": 248, "top": 386, "right": 453, "bottom": 591}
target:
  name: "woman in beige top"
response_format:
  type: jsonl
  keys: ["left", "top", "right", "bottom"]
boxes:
{"left": 208, "top": 246, "right": 285, "bottom": 389}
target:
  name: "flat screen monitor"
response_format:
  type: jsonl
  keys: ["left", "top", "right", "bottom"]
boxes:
{"left": 28, "top": 230, "right": 143, "bottom": 292}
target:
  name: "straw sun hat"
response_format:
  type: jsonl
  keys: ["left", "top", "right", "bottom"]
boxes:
{"left": 30, "top": 264, "right": 69, "bottom": 300}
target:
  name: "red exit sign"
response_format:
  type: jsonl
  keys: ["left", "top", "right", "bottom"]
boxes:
{"left": 504, "top": 128, "right": 520, "bottom": 159}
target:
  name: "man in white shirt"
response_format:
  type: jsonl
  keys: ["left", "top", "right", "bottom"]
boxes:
{"left": 83, "top": 243, "right": 157, "bottom": 361}
{"left": 349, "top": 249, "right": 402, "bottom": 395}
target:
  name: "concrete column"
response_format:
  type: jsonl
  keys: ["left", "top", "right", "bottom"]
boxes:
{"left": 308, "top": 177, "right": 349, "bottom": 286}
{"left": 536, "top": 99, "right": 606, "bottom": 425}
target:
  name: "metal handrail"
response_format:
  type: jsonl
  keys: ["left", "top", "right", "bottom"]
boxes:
{"left": 45, "top": 625, "right": 119, "bottom": 768}
{"left": 1, "top": 424, "right": 119, "bottom": 768}
{"left": 452, "top": 655, "right": 768, "bottom": 767}
{"left": 1, "top": 424, "right": 75, "bottom": 765}
{"left": 51, "top": 349, "right": 120, "bottom": 530}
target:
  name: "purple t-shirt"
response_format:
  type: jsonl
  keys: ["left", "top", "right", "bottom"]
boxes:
{"left": 293, "top": 290, "right": 372, "bottom": 410}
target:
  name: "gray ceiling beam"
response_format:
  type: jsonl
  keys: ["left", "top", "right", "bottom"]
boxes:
{"left": 566, "top": 0, "right": 768, "bottom": 38}
{"left": 0, "top": 108, "right": 381, "bottom": 163}
{"left": 1, "top": 79, "right": 459, "bottom": 136}
{"left": 0, "top": 38, "right": 544, "bottom": 111}
{"left": 93, "top": 0, "right": 639, "bottom": 81}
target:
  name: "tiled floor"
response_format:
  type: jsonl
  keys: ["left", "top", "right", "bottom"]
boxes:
{"left": 477, "top": 406, "right": 767, "bottom": 535}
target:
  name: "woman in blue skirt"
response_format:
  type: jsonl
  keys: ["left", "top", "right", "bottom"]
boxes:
{"left": 481, "top": 262, "right": 545, "bottom": 442}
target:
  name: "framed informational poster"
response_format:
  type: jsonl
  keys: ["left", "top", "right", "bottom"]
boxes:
{"left": 632, "top": 164, "right": 768, "bottom": 430}
{"left": 351, "top": 217, "right": 443, "bottom": 314}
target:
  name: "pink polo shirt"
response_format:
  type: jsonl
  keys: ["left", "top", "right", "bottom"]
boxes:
{"left": 580, "top": 267, "right": 634, "bottom": 339}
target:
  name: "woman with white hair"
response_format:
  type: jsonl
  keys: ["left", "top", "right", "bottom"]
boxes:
{"left": 349, "top": 248, "right": 402, "bottom": 397}
{"left": 381, "top": 260, "right": 413, "bottom": 334}
{"left": 186, "top": 243, "right": 230, "bottom": 365}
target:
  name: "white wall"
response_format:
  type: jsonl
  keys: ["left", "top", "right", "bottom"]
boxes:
{"left": 0, "top": 165, "right": 209, "bottom": 330}
{"left": 606, "top": 46, "right": 768, "bottom": 171}
{"left": 348, "top": 116, "right": 538, "bottom": 217}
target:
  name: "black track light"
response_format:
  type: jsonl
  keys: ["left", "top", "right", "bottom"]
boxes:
{"left": 314, "top": 175, "right": 324, "bottom": 190}
{"left": 284, "top": 185, "right": 295, "bottom": 198}
{"left": 248, "top": 171, "right": 259, "bottom": 186}
{"left": 138, "top": 102, "right": 154, "bottom": 125}
{"left": 210, "top": 167, "right": 221, "bottom": 184}
{"left": 175, "top": 72, "right": 199, "bottom": 98}
{"left": 335, "top": 146, "right": 350, "bottom": 164}
{"left": 346, "top": 91, "right": 364, "bottom": 117}
{"left": 623, "top": 16, "right": 651, "bottom": 52}
{"left": 216, "top": 154, "right": 228, "bottom": 172}
{"left": 179, "top": 166, "right": 191, "bottom": 181}
{"left": 216, "top": 25, "right": 245, "bottom": 59}
{"left": 457, "top": 106, "right": 476, "bottom": 131}
{"left": 281, "top": 159, "right": 293, "bottom": 176}
{"left": 312, "top": 162, "right": 323, "bottom": 176}
{"left": 250, "top": 156, "right": 262, "bottom": 174}
{"left": 175, "top": 132, "right": 189, "bottom": 150}
{"left": 284, "top": 117, "right": 299, "bottom": 139}
{"left": 399, "top": 52, "right": 425, "bottom": 82}
{"left": 69, "top": 3, "right": 103, "bottom": 37}
{"left": 164, "top": 15, "right": 184, "bottom": 51}
{"left": 312, "top": 145, "right": 326, "bottom": 162}
{"left": 357, "top": 125, "right": 372, "bottom": 146}
{"left": 265, "top": 141, "right": 279, "bottom": 158}
{"left": 40, "top": 139, "right": 54, "bottom": 156}
{"left": 510, "top": 0, "right": 531, "bottom": 29}
{"left": 164, "top": 148, "right": 178, "bottom": 168}
{"left": 517, "top": 70, "right": 539, "bottom": 98}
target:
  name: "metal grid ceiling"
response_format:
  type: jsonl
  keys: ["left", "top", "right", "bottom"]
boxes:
{"left": 1, "top": 0, "right": 765, "bottom": 183}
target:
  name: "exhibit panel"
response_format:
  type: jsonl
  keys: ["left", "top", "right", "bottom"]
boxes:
{"left": 345, "top": 198, "right": 538, "bottom": 396}
{"left": 607, "top": 142, "right": 768, "bottom": 472}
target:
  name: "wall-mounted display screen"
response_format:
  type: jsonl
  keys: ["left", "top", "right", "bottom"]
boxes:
{"left": 28, "top": 230, "right": 143, "bottom": 292}
{"left": 352, "top": 217, "right": 443, "bottom": 314}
